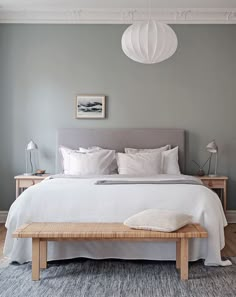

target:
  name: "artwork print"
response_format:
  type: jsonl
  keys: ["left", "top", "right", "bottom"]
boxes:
{"left": 76, "top": 95, "right": 105, "bottom": 119}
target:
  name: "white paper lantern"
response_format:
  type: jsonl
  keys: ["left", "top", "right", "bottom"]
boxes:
{"left": 121, "top": 20, "right": 178, "bottom": 64}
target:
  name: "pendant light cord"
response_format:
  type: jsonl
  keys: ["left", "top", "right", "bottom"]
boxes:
{"left": 148, "top": 0, "right": 151, "bottom": 20}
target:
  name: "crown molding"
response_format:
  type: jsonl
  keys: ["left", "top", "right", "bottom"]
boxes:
{"left": 0, "top": 8, "right": 236, "bottom": 24}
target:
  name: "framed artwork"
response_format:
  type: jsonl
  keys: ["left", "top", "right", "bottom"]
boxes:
{"left": 75, "top": 95, "right": 106, "bottom": 119}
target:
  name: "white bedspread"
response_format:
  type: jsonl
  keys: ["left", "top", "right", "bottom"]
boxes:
{"left": 4, "top": 174, "right": 231, "bottom": 266}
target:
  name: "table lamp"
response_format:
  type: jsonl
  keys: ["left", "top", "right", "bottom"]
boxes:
{"left": 24, "top": 140, "right": 39, "bottom": 175}
{"left": 206, "top": 140, "right": 218, "bottom": 176}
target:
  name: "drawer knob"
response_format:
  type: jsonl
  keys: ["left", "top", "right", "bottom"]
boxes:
{"left": 208, "top": 181, "right": 213, "bottom": 187}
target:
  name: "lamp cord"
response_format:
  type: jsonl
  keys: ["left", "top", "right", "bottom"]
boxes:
{"left": 148, "top": 0, "right": 151, "bottom": 20}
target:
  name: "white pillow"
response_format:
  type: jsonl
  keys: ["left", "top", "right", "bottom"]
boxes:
{"left": 124, "top": 209, "right": 192, "bottom": 232}
{"left": 125, "top": 145, "right": 170, "bottom": 154}
{"left": 59, "top": 146, "right": 79, "bottom": 174}
{"left": 162, "top": 146, "right": 180, "bottom": 175}
{"left": 117, "top": 152, "right": 162, "bottom": 175}
{"left": 68, "top": 149, "right": 116, "bottom": 175}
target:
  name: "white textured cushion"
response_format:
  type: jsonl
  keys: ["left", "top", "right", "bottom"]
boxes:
{"left": 117, "top": 152, "right": 162, "bottom": 175}
{"left": 68, "top": 149, "right": 116, "bottom": 175}
{"left": 125, "top": 145, "right": 170, "bottom": 154}
{"left": 162, "top": 146, "right": 180, "bottom": 175}
{"left": 124, "top": 209, "right": 192, "bottom": 232}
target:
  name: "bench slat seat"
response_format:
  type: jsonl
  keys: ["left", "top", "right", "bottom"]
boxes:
{"left": 13, "top": 222, "right": 208, "bottom": 281}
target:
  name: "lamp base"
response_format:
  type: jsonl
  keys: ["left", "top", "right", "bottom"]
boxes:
{"left": 23, "top": 173, "right": 33, "bottom": 176}
{"left": 209, "top": 174, "right": 217, "bottom": 177}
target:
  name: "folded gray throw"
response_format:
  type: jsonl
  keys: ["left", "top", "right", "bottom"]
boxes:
{"left": 95, "top": 180, "right": 203, "bottom": 186}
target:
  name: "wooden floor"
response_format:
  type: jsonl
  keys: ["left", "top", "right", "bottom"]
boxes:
{"left": 221, "top": 223, "right": 236, "bottom": 257}
{"left": 0, "top": 223, "right": 235, "bottom": 260}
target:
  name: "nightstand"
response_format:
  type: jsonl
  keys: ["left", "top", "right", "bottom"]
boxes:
{"left": 195, "top": 176, "right": 228, "bottom": 212}
{"left": 15, "top": 174, "right": 50, "bottom": 198}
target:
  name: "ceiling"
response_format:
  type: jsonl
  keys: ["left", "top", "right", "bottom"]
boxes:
{"left": 0, "top": 1, "right": 236, "bottom": 9}
{"left": 0, "top": 0, "right": 235, "bottom": 24}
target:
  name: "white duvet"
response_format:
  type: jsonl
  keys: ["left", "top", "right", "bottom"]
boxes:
{"left": 4, "top": 174, "right": 231, "bottom": 266}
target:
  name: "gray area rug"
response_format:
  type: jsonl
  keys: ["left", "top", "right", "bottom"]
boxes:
{"left": 0, "top": 258, "right": 235, "bottom": 297}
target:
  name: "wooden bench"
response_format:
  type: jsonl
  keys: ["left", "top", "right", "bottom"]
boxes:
{"left": 13, "top": 223, "right": 208, "bottom": 281}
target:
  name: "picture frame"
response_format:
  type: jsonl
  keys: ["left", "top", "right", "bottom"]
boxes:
{"left": 75, "top": 95, "right": 106, "bottom": 119}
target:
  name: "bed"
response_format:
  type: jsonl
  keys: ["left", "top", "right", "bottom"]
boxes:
{"left": 4, "top": 128, "right": 230, "bottom": 266}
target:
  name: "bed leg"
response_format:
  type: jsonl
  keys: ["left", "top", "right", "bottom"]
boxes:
{"left": 40, "top": 240, "right": 47, "bottom": 269}
{"left": 180, "top": 238, "right": 189, "bottom": 280}
{"left": 32, "top": 238, "right": 40, "bottom": 281}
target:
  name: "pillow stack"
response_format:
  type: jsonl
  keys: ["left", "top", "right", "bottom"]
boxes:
{"left": 59, "top": 144, "right": 181, "bottom": 176}
{"left": 59, "top": 146, "right": 116, "bottom": 175}
{"left": 117, "top": 145, "right": 180, "bottom": 175}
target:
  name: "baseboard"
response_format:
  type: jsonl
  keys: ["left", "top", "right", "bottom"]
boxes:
{"left": 0, "top": 211, "right": 8, "bottom": 224}
{"left": 226, "top": 211, "right": 236, "bottom": 223}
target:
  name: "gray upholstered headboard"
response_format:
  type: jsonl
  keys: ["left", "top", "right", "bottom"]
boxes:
{"left": 56, "top": 128, "right": 185, "bottom": 172}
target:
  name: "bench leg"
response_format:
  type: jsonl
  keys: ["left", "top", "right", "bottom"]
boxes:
{"left": 40, "top": 241, "right": 47, "bottom": 269}
{"left": 180, "top": 238, "right": 189, "bottom": 280}
{"left": 32, "top": 238, "right": 40, "bottom": 281}
{"left": 176, "top": 239, "right": 181, "bottom": 269}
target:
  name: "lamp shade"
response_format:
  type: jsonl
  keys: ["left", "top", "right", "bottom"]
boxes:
{"left": 26, "top": 140, "right": 38, "bottom": 151}
{"left": 121, "top": 20, "right": 178, "bottom": 64}
{"left": 206, "top": 141, "right": 218, "bottom": 153}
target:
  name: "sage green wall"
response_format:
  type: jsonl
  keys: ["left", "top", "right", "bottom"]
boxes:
{"left": 0, "top": 24, "right": 236, "bottom": 210}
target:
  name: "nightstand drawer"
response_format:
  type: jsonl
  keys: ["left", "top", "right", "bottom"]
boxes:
{"left": 19, "top": 179, "right": 41, "bottom": 188}
{"left": 202, "top": 179, "right": 224, "bottom": 189}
